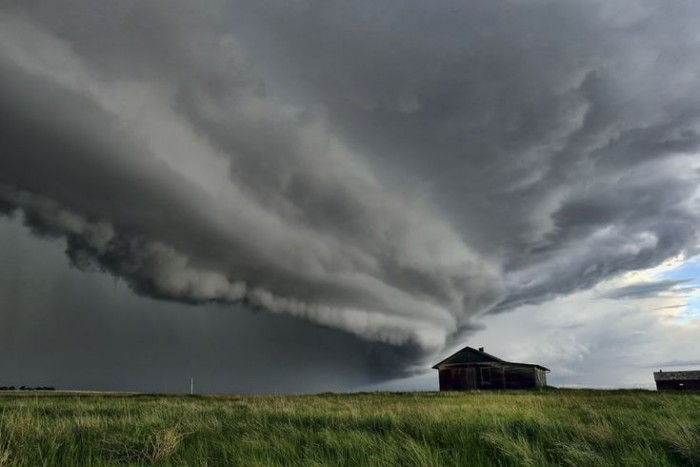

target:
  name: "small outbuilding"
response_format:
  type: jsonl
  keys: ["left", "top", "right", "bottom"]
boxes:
{"left": 433, "top": 346, "right": 550, "bottom": 391}
{"left": 654, "top": 370, "right": 700, "bottom": 390}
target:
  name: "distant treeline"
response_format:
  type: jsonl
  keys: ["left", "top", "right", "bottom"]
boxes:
{"left": 0, "top": 386, "right": 56, "bottom": 391}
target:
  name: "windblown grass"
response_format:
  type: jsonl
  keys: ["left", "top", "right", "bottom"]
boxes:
{"left": 0, "top": 389, "right": 698, "bottom": 466}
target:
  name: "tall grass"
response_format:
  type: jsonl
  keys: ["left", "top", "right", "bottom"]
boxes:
{"left": 0, "top": 390, "right": 698, "bottom": 466}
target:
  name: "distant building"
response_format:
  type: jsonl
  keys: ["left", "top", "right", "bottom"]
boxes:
{"left": 654, "top": 370, "right": 700, "bottom": 390}
{"left": 432, "top": 346, "right": 550, "bottom": 391}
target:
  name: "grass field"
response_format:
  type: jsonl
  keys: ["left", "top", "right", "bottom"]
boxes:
{"left": 0, "top": 390, "right": 699, "bottom": 466}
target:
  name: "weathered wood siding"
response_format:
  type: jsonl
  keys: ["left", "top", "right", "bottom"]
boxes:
{"left": 654, "top": 371, "right": 700, "bottom": 390}
{"left": 535, "top": 368, "right": 548, "bottom": 388}
{"left": 438, "top": 364, "right": 547, "bottom": 391}
{"left": 655, "top": 380, "right": 700, "bottom": 390}
{"left": 439, "top": 367, "right": 477, "bottom": 391}
{"left": 502, "top": 366, "right": 537, "bottom": 389}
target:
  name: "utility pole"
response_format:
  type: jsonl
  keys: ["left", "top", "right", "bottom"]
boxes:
{"left": 190, "top": 376, "right": 194, "bottom": 395}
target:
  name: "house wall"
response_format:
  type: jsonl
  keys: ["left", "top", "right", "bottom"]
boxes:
{"left": 439, "top": 367, "right": 477, "bottom": 391}
{"left": 655, "top": 379, "right": 700, "bottom": 390}
{"left": 654, "top": 371, "right": 700, "bottom": 390}
{"left": 475, "top": 365, "right": 504, "bottom": 390}
{"left": 535, "top": 368, "right": 548, "bottom": 388}
{"left": 502, "top": 366, "right": 537, "bottom": 389}
{"left": 438, "top": 365, "right": 546, "bottom": 391}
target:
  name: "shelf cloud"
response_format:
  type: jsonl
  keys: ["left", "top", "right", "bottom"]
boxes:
{"left": 2, "top": 0, "right": 700, "bottom": 376}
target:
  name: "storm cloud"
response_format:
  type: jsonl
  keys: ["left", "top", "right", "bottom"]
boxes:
{"left": 1, "top": 0, "right": 700, "bottom": 379}
{"left": 600, "top": 279, "right": 698, "bottom": 300}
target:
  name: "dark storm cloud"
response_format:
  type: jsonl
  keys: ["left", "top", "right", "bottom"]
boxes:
{"left": 0, "top": 198, "right": 15, "bottom": 217}
{"left": 1, "top": 0, "right": 700, "bottom": 375}
{"left": 0, "top": 217, "right": 425, "bottom": 392}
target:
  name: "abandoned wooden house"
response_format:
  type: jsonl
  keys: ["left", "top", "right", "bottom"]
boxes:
{"left": 432, "top": 346, "right": 550, "bottom": 391}
{"left": 653, "top": 370, "right": 700, "bottom": 390}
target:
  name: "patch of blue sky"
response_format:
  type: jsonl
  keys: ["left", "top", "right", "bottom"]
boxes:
{"left": 666, "top": 292, "right": 700, "bottom": 324}
{"left": 658, "top": 254, "right": 700, "bottom": 284}
{"left": 679, "top": 295, "right": 700, "bottom": 321}
{"left": 656, "top": 255, "right": 700, "bottom": 323}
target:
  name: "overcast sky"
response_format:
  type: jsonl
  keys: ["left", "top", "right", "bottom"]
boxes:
{"left": 1, "top": 0, "right": 699, "bottom": 392}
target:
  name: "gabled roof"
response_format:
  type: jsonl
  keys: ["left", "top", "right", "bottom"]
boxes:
{"left": 654, "top": 370, "right": 700, "bottom": 381}
{"left": 432, "top": 346, "right": 550, "bottom": 372}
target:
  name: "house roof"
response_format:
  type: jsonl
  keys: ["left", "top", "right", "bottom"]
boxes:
{"left": 654, "top": 370, "right": 700, "bottom": 381}
{"left": 432, "top": 346, "right": 550, "bottom": 372}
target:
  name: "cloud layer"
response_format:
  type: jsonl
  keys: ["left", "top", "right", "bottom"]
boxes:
{"left": 2, "top": 1, "right": 700, "bottom": 371}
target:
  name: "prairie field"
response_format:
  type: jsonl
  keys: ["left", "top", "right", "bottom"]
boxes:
{"left": 0, "top": 390, "right": 698, "bottom": 466}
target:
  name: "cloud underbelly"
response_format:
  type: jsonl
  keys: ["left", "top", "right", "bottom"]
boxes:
{"left": 2, "top": 1, "right": 700, "bottom": 369}
{"left": 0, "top": 13, "right": 504, "bottom": 354}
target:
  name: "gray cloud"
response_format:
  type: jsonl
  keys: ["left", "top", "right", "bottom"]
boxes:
{"left": 0, "top": 215, "right": 425, "bottom": 391}
{"left": 1, "top": 0, "right": 700, "bottom": 384}
{"left": 601, "top": 279, "right": 697, "bottom": 300}
{"left": 647, "top": 359, "right": 700, "bottom": 369}
{"left": 473, "top": 289, "right": 700, "bottom": 390}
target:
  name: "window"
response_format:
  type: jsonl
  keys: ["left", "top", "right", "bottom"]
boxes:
{"left": 481, "top": 367, "right": 491, "bottom": 384}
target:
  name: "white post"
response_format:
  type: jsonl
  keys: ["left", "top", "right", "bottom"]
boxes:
{"left": 190, "top": 376, "right": 194, "bottom": 395}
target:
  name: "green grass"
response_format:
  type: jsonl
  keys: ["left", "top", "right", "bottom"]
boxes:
{"left": 0, "top": 390, "right": 698, "bottom": 466}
